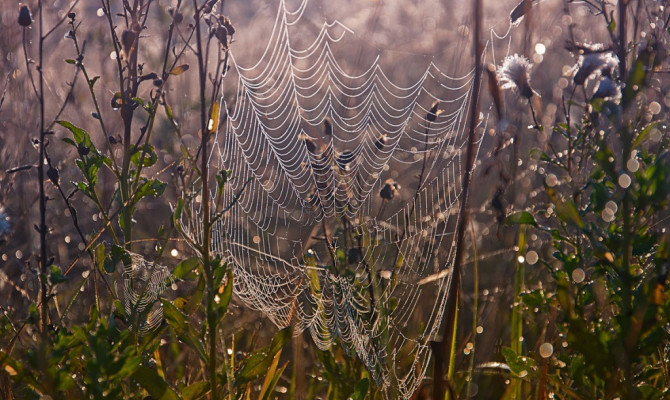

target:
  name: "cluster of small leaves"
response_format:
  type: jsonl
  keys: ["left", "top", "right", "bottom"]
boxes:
{"left": 506, "top": 36, "right": 670, "bottom": 399}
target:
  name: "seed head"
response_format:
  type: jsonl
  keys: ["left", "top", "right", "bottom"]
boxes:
{"left": 425, "top": 100, "right": 443, "bottom": 123}
{"left": 591, "top": 74, "right": 620, "bottom": 100}
{"left": 121, "top": 30, "right": 136, "bottom": 53}
{"left": 374, "top": 134, "right": 387, "bottom": 151}
{"left": 573, "top": 52, "right": 618, "bottom": 85}
{"left": 18, "top": 4, "right": 32, "bottom": 27}
{"left": 380, "top": 179, "right": 401, "bottom": 200}
{"left": 497, "top": 54, "right": 537, "bottom": 99}
{"left": 336, "top": 151, "right": 355, "bottom": 172}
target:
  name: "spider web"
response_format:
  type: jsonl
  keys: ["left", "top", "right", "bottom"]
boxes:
{"left": 184, "top": 0, "right": 515, "bottom": 396}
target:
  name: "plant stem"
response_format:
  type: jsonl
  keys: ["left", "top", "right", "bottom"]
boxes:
{"left": 37, "top": 0, "right": 50, "bottom": 338}
{"left": 434, "top": 0, "right": 482, "bottom": 398}
{"left": 193, "top": 1, "right": 217, "bottom": 397}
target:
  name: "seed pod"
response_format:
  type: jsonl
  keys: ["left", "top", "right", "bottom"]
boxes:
{"left": 18, "top": 4, "right": 32, "bottom": 27}
{"left": 77, "top": 143, "right": 90, "bottom": 157}
{"left": 323, "top": 117, "right": 333, "bottom": 136}
{"left": 486, "top": 64, "right": 504, "bottom": 120}
{"left": 47, "top": 167, "right": 60, "bottom": 186}
{"left": 374, "top": 134, "right": 387, "bottom": 151}
{"left": 426, "top": 100, "right": 442, "bottom": 122}
{"left": 299, "top": 134, "right": 317, "bottom": 153}
{"left": 380, "top": 179, "right": 400, "bottom": 200}
{"left": 336, "top": 151, "right": 355, "bottom": 172}
{"left": 510, "top": 0, "right": 532, "bottom": 25}
{"left": 121, "top": 30, "right": 136, "bottom": 54}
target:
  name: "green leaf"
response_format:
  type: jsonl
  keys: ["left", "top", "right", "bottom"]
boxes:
{"left": 268, "top": 326, "right": 292, "bottom": 356}
{"left": 130, "top": 144, "right": 158, "bottom": 167}
{"left": 546, "top": 187, "right": 585, "bottom": 229}
{"left": 181, "top": 381, "right": 209, "bottom": 400}
{"left": 132, "top": 366, "right": 180, "bottom": 400}
{"left": 215, "top": 270, "right": 233, "bottom": 321}
{"left": 95, "top": 243, "right": 106, "bottom": 273}
{"left": 351, "top": 378, "right": 369, "bottom": 400}
{"left": 133, "top": 178, "right": 167, "bottom": 203}
{"left": 633, "top": 121, "right": 661, "bottom": 149}
{"left": 506, "top": 211, "right": 538, "bottom": 227}
{"left": 173, "top": 257, "right": 200, "bottom": 280}
{"left": 49, "top": 265, "right": 67, "bottom": 284}
{"left": 58, "top": 120, "right": 93, "bottom": 150}
{"left": 65, "top": 58, "right": 76, "bottom": 64}
{"left": 607, "top": 11, "right": 616, "bottom": 33}
{"left": 235, "top": 353, "right": 269, "bottom": 386}
{"left": 162, "top": 300, "right": 207, "bottom": 362}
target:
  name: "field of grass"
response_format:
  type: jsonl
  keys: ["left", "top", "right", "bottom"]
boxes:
{"left": 0, "top": 0, "right": 669, "bottom": 399}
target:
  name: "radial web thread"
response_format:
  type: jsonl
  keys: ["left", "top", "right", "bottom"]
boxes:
{"left": 180, "top": 0, "right": 517, "bottom": 397}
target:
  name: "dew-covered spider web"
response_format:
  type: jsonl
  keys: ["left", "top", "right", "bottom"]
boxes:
{"left": 182, "top": 0, "right": 517, "bottom": 397}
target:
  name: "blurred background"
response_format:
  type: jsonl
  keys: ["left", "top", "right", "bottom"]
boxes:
{"left": 1, "top": 0, "right": 666, "bottom": 398}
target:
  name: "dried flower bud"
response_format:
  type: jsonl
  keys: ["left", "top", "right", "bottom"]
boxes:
{"left": 336, "top": 151, "right": 355, "bottom": 172}
{"left": 18, "top": 4, "right": 32, "bottom": 27}
{"left": 221, "top": 16, "right": 235, "bottom": 36}
{"left": 121, "top": 30, "right": 136, "bottom": 53}
{"left": 497, "top": 54, "right": 538, "bottom": 99}
{"left": 574, "top": 52, "right": 618, "bottom": 85}
{"left": 486, "top": 64, "right": 504, "bottom": 120}
{"left": 323, "top": 117, "right": 333, "bottom": 136}
{"left": 67, "top": 12, "right": 76, "bottom": 20}
{"left": 374, "top": 134, "right": 387, "bottom": 151}
{"left": 77, "top": 143, "right": 90, "bottom": 157}
{"left": 299, "top": 134, "right": 317, "bottom": 153}
{"left": 510, "top": 0, "right": 532, "bottom": 25}
{"left": 591, "top": 74, "right": 620, "bottom": 100}
{"left": 47, "top": 167, "right": 60, "bottom": 186}
{"left": 426, "top": 100, "right": 443, "bottom": 122}
{"left": 380, "top": 179, "right": 400, "bottom": 200}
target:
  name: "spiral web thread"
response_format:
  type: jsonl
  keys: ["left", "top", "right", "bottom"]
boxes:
{"left": 119, "top": 252, "right": 173, "bottom": 333}
{"left": 180, "top": 0, "right": 516, "bottom": 397}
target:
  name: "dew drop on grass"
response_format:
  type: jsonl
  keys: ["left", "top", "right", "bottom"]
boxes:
{"left": 171, "top": 282, "right": 178, "bottom": 291}
{"left": 526, "top": 250, "right": 538, "bottom": 265}
{"left": 572, "top": 268, "right": 585, "bottom": 283}
{"left": 170, "top": 248, "right": 179, "bottom": 257}
{"left": 626, "top": 158, "right": 639, "bottom": 172}
{"left": 618, "top": 173, "right": 631, "bottom": 188}
{"left": 476, "top": 326, "right": 483, "bottom": 334}
{"left": 539, "top": 342, "right": 553, "bottom": 358}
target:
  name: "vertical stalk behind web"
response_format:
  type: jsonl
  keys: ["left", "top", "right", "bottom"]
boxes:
{"left": 193, "top": 1, "right": 217, "bottom": 398}
{"left": 434, "top": 0, "right": 482, "bottom": 398}
{"left": 37, "top": 0, "right": 50, "bottom": 338}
